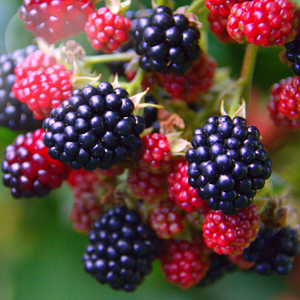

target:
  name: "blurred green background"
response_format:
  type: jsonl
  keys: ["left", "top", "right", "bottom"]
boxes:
{"left": 0, "top": 0, "right": 300, "bottom": 300}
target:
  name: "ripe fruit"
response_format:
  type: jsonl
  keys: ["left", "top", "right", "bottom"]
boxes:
{"left": 18, "top": 0, "right": 95, "bottom": 44}
{"left": 43, "top": 83, "right": 145, "bottom": 171}
{"left": 149, "top": 201, "right": 185, "bottom": 239}
{"left": 82, "top": 205, "right": 160, "bottom": 291}
{"left": 85, "top": 7, "right": 132, "bottom": 53}
{"left": 227, "top": 0, "right": 300, "bottom": 46}
{"left": 158, "top": 51, "right": 216, "bottom": 103}
{"left": 159, "top": 237, "right": 211, "bottom": 289}
{"left": 167, "top": 158, "right": 207, "bottom": 212}
{"left": 196, "top": 253, "right": 236, "bottom": 287}
{"left": 0, "top": 45, "right": 43, "bottom": 131}
{"left": 242, "top": 226, "right": 300, "bottom": 276}
{"left": 186, "top": 115, "right": 272, "bottom": 215}
{"left": 203, "top": 203, "right": 260, "bottom": 255}
{"left": 138, "top": 133, "right": 171, "bottom": 174}
{"left": 285, "top": 34, "right": 300, "bottom": 76}
{"left": 131, "top": 5, "right": 201, "bottom": 74}
{"left": 2, "top": 128, "right": 70, "bottom": 198}
{"left": 12, "top": 64, "right": 73, "bottom": 120}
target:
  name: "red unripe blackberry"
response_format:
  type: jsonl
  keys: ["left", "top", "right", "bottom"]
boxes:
{"left": 227, "top": 0, "right": 300, "bottom": 46}
{"left": 13, "top": 64, "right": 73, "bottom": 120}
{"left": 19, "top": 0, "right": 95, "bottom": 44}
{"left": 159, "top": 237, "right": 211, "bottom": 289}
{"left": 196, "top": 253, "right": 236, "bottom": 287}
{"left": 68, "top": 169, "right": 103, "bottom": 233}
{"left": 149, "top": 201, "right": 185, "bottom": 239}
{"left": 14, "top": 50, "right": 57, "bottom": 82}
{"left": 228, "top": 254, "right": 255, "bottom": 270}
{"left": 82, "top": 205, "right": 160, "bottom": 291}
{"left": 85, "top": 7, "right": 132, "bottom": 53}
{"left": 138, "top": 133, "right": 171, "bottom": 174}
{"left": 205, "top": 0, "right": 245, "bottom": 19}
{"left": 157, "top": 51, "right": 216, "bottom": 103}
{"left": 2, "top": 128, "right": 71, "bottom": 198}
{"left": 242, "top": 226, "right": 300, "bottom": 276}
{"left": 127, "top": 167, "right": 167, "bottom": 202}
{"left": 0, "top": 45, "right": 43, "bottom": 131}
{"left": 207, "top": 13, "right": 234, "bottom": 43}
{"left": 186, "top": 115, "right": 272, "bottom": 215}
{"left": 131, "top": 5, "right": 201, "bottom": 74}
{"left": 268, "top": 77, "right": 300, "bottom": 129}
{"left": 167, "top": 158, "right": 207, "bottom": 212}
{"left": 202, "top": 203, "right": 260, "bottom": 255}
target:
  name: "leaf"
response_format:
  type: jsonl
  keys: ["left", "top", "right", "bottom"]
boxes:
{"left": 169, "top": 138, "right": 190, "bottom": 154}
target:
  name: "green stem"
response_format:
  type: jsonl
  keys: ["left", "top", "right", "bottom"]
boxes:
{"left": 228, "top": 43, "right": 258, "bottom": 116}
{"left": 186, "top": 0, "right": 206, "bottom": 13}
{"left": 126, "top": 67, "right": 145, "bottom": 95}
{"left": 84, "top": 50, "right": 137, "bottom": 66}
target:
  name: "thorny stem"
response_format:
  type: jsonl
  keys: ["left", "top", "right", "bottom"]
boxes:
{"left": 84, "top": 50, "right": 137, "bottom": 66}
{"left": 228, "top": 43, "right": 258, "bottom": 116}
{"left": 186, "top": 0, "right": 206, "bottom": 13}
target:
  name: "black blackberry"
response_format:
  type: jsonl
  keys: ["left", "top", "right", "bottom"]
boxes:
{"left": 285, "top": 34, "right": 300, "bottom": 76}
{"left": 143, "top": 93, "right": 158, "bottom": 128}
{"left": 82, "top": 205, "right": 160, "bottom": 292}
{"left": 104, "top": 9, "right": 153, "bottom": 77}
{"left": 131, "top": 5, "right": 201, "bottom": 74}
{"left": 185, "top": 115, "right": 272, "bottom": 215}
{"left": 0, "top": 45, "right": 43, "bottom": 131}
{"left": 242, "top": 226, "right": 300, "bottom": 276}
{"left": 197, "top": 253, "right": 236, "bottom": 287}
{"left": 43, "top": 82, "right": 145, "bottom": 171}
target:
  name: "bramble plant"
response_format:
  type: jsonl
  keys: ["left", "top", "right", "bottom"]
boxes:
{"left": 2, "top": 0, "right": 300, "bottom": 295}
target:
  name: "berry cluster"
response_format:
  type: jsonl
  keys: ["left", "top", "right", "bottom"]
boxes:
{"left": 242, "top": 226, "right": 300, "bottom": 275}
{"left": 43, "top": 83, "right": 145, "bottom": 171}
{"left": 83, "top": 205, "right": 160, "bottom": 291}
{"left": 186, "top": 115, "right": 272, "bottom": 215}
{"left": 2, "top": 128, "right": 70, "bottom": 198}
{"left": 1, "top": 0, "right": 300, "bottom": 295}
{"left": 131, "top": 6, "right": 201, "bottom": 74}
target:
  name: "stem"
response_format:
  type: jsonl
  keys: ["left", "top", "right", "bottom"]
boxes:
{"left": 84, "top": 50, "right": 137, "bottom": 66}
{"left": 228, "top": 43, "right": 258, "bottom": 116}
{"left": 186, "top": 0, "right": 205, "bottom": 13}
{"left": 126, "top": 67, "right": 145, "bottom": 95}
{"left": 240, "top": 43, "right": 258, "bottom": 105}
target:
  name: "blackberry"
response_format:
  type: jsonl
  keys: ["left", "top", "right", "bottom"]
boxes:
{"left": 0, "top": 45, "right": 43, "bottom": 131}
{"left": 104, "top": 10, "right": 153, "bottom": 77}
{"left": 197, "top": 253, "right": 236, "bottom": 287}
{"left": 2, "top": 129, "right": 70, "bottom": 198}
{"left": 43, "top": 82, "right": 145, "bottom": 171}
{"left": 142, "top": 93, "right": 158, "bottom": 128}
{"left": 82, "top": 205, "right": 160, "bottom": 291}
{"left": 285, "top": 34, "right": 300, "bottom": 76}
{"left": 242, "top": 226, "right": 300, "bottom": 276}
{"left": 185, "top": 115, "right": 272, "bottom": 215}
{"left": 131, "top": 5, "right": 201, "bottom": 74}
